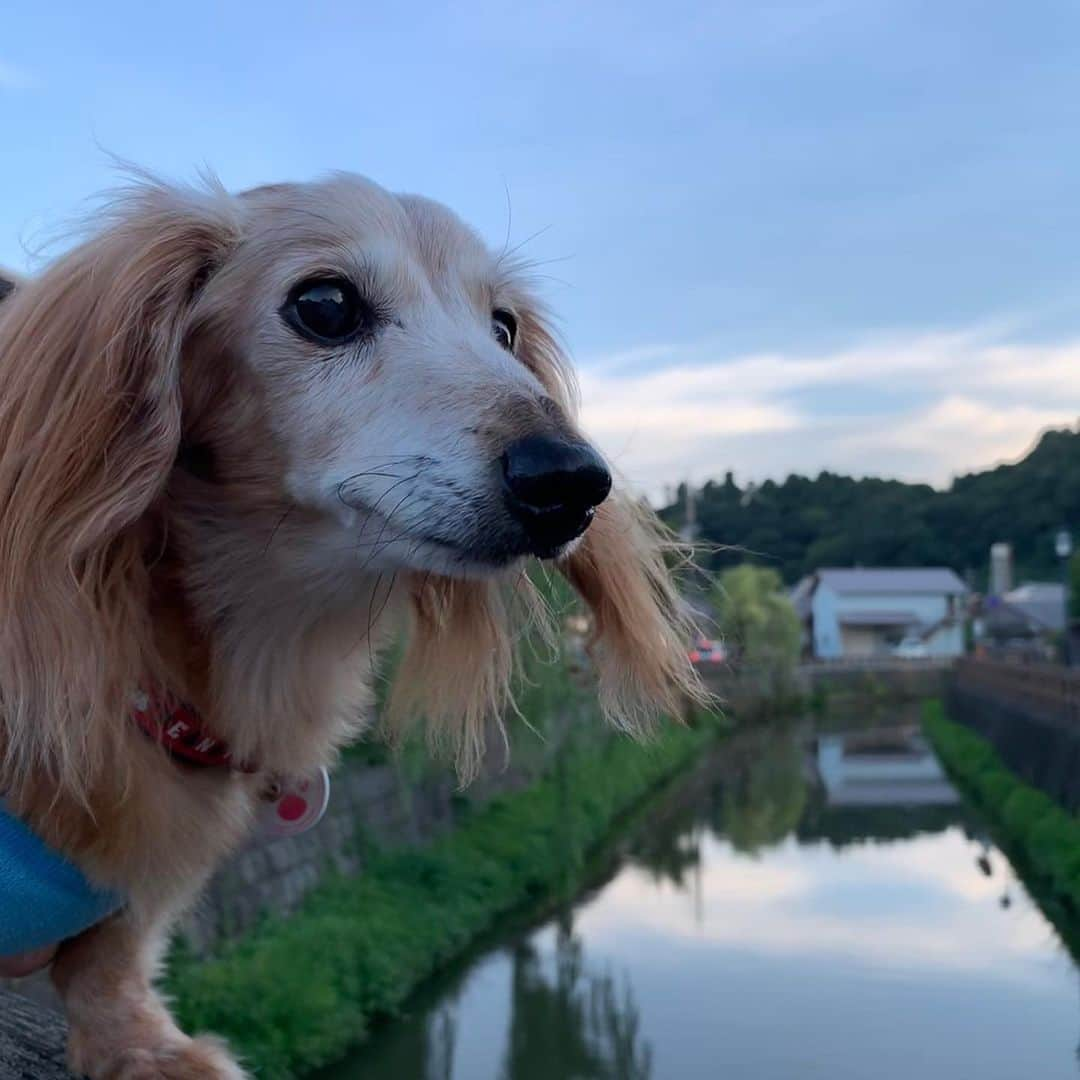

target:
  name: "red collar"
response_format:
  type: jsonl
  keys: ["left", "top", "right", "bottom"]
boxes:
{"left": 131, "top": 689, "right": 257, "bottom": 774}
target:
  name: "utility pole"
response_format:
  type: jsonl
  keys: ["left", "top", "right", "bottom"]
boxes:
{"left": 1056, "top": 529, "right": 1073, "bottom": 667}
{"left": 680, "top": 480, "right": 698, "bottom": 544}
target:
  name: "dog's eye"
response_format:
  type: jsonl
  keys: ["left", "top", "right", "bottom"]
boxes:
{"left": 283, "top": 277, "right": 370, "bottom": 345}
{"left": 492, "top": 309, "right": 517, "bottom": 352}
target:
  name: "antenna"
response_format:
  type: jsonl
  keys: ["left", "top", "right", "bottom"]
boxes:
{"left": 680, "top": 479, "right": 698, "bottom": 543}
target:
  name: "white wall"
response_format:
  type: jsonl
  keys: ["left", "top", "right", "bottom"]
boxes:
{"left": 811, "top": 584, "right": 841, "bottom": 658}
{"left": 925, "top": 622, "right": 965, "bottom": 657}
{"left": 811, "top": 584, "right": 964, "bottom": 659}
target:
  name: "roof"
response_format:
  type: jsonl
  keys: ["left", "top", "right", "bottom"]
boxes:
{"left": 980, "top": 598, "right": 1040, "bottom": 638}
{"left": 789, "top": 575, "right": 816, "bottom": 619}
{"left": 816, "top": 567, "right": 968, "bottom": 596}
{"left": 1003, "top": 581, "right": 1066, "bottom": 632}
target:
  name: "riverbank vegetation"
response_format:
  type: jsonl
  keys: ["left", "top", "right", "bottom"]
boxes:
{"left": 713, "top": 564, "right": 800, "bottom": 702}
{"left": 166, "top": 711, "right": 717, "bottom": 1078}
{"left": 923, "top": 702, "right": 1080, "bottom": 919}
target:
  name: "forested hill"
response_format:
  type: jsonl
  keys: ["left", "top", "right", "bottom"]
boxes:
{"left": 663, "top": 425, "right": 1080, "bottom": 586}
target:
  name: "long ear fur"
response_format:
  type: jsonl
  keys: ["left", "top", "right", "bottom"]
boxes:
{"left": 561, "top": 493, "right": 708, "bottom": 730}
{"left": 390, "top": 576, "right": 532, "bottom": 781}
{"left": 0, "top": 181, "right": 240, "bottom": 802}
{"left": 523, "top": 316, "right": 708, "bottom": 726}
{"left": 394, "top": 307, "right": 705, "bottom": 777}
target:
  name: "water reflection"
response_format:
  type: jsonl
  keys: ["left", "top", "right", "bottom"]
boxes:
{"left": 322, "top": 716, "right": 1080, "bottom": 1079}
{"left": 718, "top": 726, "right": 807, "bottom": 854}
{"left": 331, "top": 916, "right": 655, "bottom": 1080}
{"left": 501, "top": 927, "right": 653, "bottom": 1080}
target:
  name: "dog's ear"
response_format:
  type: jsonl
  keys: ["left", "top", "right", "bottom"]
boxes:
{"left": 391, "top": 575, "right": 521, "bottom": 781}
{"left": 0, "top": 182, "right": 240, "bottom": 796}
{"left": 0, "top": 184, "right": 239, "bottom": 553}
{"left": 393, "top": 301, "right": 706, "bottom": 778}
{"left": 512, "top": 305, "right": 708, "bottom": 730}
{"left": 394, "top": 491, "right": 707, "bottom": 782}
{"left": 560, "top": 493, "right": 709, "bottom": 731}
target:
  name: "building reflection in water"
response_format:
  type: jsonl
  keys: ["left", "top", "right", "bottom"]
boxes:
{"left": 814, "top": 726, "right": 960, "bottom": 809}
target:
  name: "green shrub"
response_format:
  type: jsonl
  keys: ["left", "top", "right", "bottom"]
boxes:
{"left": 1027, "top": 818, "right": 1080, "bottom": 897}
{"left": 923, "top": 701, "right": 1080, "bottom": 925}
{"left": 167, "top": 715, "right": 718, "bottom": 1078}
{"left": 1000, "top": 788, "right": 1055, "bottom": 842}
{"left": 978, "top": 772, "right": 1013, "bottom": 809}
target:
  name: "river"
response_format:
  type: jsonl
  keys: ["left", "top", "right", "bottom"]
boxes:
{"left": 319, "top": 711, "right": 1080, "bottom": 1079}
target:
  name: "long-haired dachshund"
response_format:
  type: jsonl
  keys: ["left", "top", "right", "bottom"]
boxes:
{"left": 0, "top": 174, "right": 702, "bottom": 1078}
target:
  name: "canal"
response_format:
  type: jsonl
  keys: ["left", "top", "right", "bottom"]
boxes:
{"left": 319, "top": 711, "right": 1080, "bottom": 1079}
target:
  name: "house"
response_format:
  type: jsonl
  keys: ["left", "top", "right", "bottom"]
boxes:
{"left": 1002, "top": 582, "right": 1066, "bottom": 633}
{"left": 791, "top": 567, "right": 968, "bottom": 660}
{"left": 972, "top": 582, "right": 1064, "bottom": 661}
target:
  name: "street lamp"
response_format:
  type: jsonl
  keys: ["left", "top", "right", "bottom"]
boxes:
{"left": 1056, "top": 529, "right": 1073, "bottom": 561}
{"left": 1056, "top": 529, "right": 1073, "bottom": 667}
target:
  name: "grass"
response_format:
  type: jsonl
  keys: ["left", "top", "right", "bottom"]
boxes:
{"left": 923, "top": 700, "right": 1080, "bottom": 916}
{"left": 165, "top": 713, "right": 717, "bottom": 1079}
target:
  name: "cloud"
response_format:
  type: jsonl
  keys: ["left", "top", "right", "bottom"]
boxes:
{"left": 578, "top": 831, "right": 1061, "bottom": 985}
{"left": 0, "top": 61, "right": 37, "bottom": 91}
{"left": 577, "top": 326, "right": 1080, "bottom": 501}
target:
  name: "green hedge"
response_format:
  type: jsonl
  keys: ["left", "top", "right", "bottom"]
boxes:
{"left": 166, "top": 717, "right": 716, "bottom": 1078}
{"left": 923, "top": 701, "right": 1080, "bottom": 909}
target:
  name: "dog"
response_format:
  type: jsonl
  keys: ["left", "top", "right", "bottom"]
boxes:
{"left": 0, "top": 173, "right": 703, "bottom": 1078}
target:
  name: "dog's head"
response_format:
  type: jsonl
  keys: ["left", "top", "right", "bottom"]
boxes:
{"left": 183, "top": 177, "right": 612, "bottom": 577}
{"left": 0, "top": 175, "right": 704, "bottom": 782}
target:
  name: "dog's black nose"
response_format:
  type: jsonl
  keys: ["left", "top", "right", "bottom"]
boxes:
{"left": 501, "top": 435, "right": 612, "bottom": 555}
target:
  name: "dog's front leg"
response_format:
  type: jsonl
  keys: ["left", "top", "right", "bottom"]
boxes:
{"left": 52, "top": 911, "right": 246, "bottom": 1080}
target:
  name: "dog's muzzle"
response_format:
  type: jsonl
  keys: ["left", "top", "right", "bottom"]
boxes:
{"left": 500, "top": 435, "right": 612, "bottom": 557}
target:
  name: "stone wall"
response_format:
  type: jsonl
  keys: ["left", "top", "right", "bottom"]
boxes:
{"left": 948, "top": 682, "right": 1080, "bottom": 813}
{"left": 3, "top": 725, "right": 544, "bottom": 1009}
{"left": 182, "top": 736, "right": 539, "bottom": 955}
{"left": 0, "top": 989, "right": 70, "bottom": 1078}
{"left": 697, "top": 658, "right": 952, "bottom": 715}
{"left": 183, "top": 756, "right": 433, "bottom": 953}
{"left": 799, "top": 659, "right": 952, "bottom": 701}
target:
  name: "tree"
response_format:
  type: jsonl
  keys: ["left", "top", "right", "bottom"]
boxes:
{"left": 715, "top": 728, "right": 807, "bottom": 854}
{"left": 663, "top": 425, "right": 1080, "bottom": 586}
{"left": 500, "top": 933, "right": 652, "bottom": 1080}
{"left": 712, "top": 564, "right": 801, "bottom": 698}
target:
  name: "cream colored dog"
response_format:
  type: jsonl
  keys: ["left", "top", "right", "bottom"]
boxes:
{"left": 0, "top": 174, "right": 701, "bottom": 1078}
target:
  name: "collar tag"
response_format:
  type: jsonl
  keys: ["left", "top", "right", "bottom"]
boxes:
{"left": 257, "top": 768, "right": 331, "bottom": 838}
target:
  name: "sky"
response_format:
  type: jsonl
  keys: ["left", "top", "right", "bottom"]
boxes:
{"left": 3, "top": 1, "right": 1080, "bottom": 501}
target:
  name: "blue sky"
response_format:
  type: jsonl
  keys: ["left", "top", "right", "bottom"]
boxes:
{"left": 3, "top": 1, "right": 1080, "bottom": 499}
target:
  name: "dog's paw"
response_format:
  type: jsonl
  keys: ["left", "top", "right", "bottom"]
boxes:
{"left": 70, "top": 1033, "right": 248, "bottom": 1080}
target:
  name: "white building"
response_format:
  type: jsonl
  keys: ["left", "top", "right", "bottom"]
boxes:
{"left": 791, "top": 567, "right": 968, "bottom": 660}
{"left": 816, "top": 731, "right": 959, "bottom": 807}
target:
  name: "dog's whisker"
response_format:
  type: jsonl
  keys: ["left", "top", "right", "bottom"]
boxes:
{"left": 355, "top": 491, "right": 419, "bottom": 575}
{"left": 496, "top": 223, "right": 555, "bottom": 266}
{"left": 263, "top": 505, "right": 295, "bottom": 557}
{"left": 366, "top": 569, "right": 398, "bottom": 646}
{"left": 365, "top": 477, "right": 420, "bottom": 529}
{"left": 335, "top": 459, "right": 428, "bottom": 501}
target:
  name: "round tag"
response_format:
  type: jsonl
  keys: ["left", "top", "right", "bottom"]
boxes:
{"left": 257, "top": 767, "right": 331, "bottom": 838}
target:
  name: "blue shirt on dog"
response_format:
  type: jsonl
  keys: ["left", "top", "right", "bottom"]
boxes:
{"left": 0, "top": 800, "right": 122, "bottom": 955}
